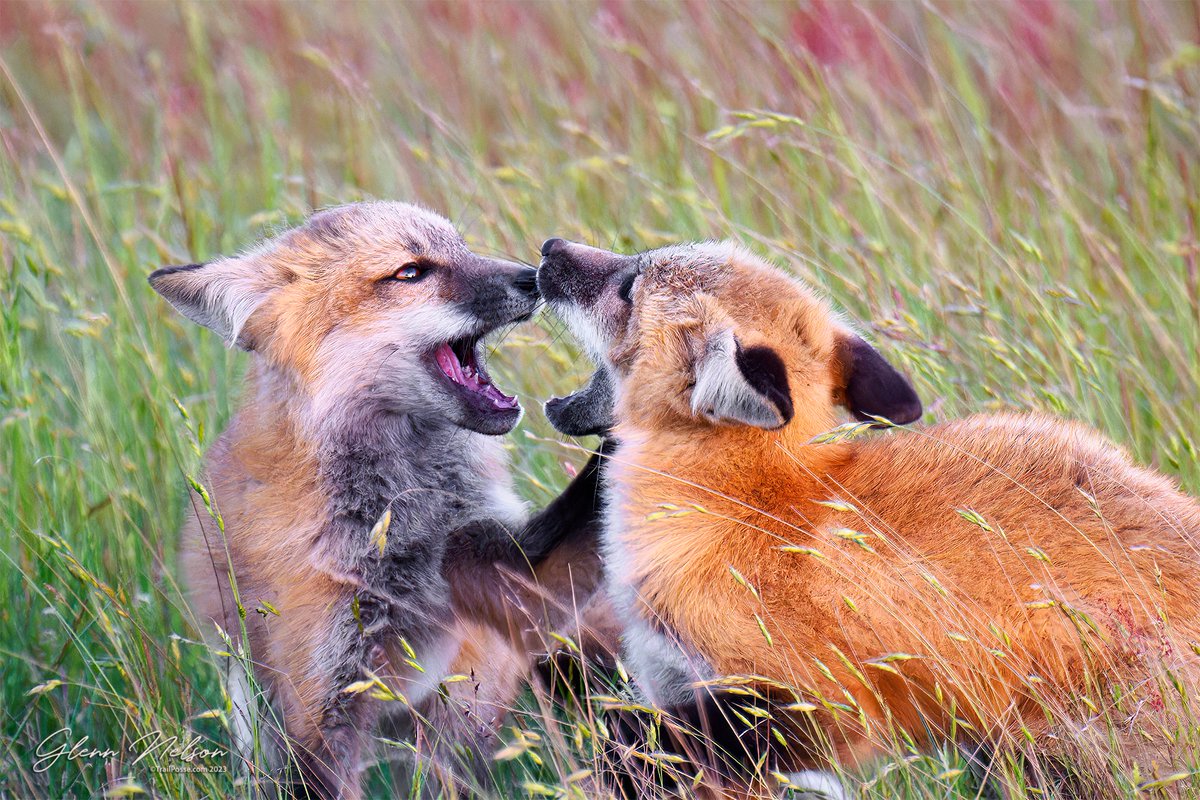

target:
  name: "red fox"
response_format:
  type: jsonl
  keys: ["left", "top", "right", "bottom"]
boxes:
{"left": 537, "top": 237, "right": 1200, "bottom": 798}
{"left": 149, "top": 203, "right": 607, "bottom": 799}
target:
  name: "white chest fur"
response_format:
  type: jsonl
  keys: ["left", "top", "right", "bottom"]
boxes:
{"left": 601, "top": 450, "right": 714, "bottom": 707}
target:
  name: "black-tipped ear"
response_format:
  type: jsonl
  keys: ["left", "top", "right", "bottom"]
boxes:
{"left": 148, "top": 257, "right": 275, "bottom": 351}
{"left": 691, "top": 329, "right": 792, "bottom": 430}
{"left": 148, "top": 262, "right": 217, "bottom": 329}
{"left": 545, "top": 366, "right": 615, "bottom": 437}
{"left": 734, "top": 343, "right": 793, "bottom": 425}
{"left": 839, "top": 334, "right": 922, "bottom": 425}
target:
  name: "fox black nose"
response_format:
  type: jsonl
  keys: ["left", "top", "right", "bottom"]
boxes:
{"left": 541, "top": 238, "right": 566, "bottom": 257}
{"left": 513, "top": 267, "right": 539, "bottom": 298}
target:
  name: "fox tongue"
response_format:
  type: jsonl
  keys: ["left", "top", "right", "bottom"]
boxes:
{"left": 435, "top": 343, "right": 466, "bottom": 383}
{"left": 434, "top": 342, "right": 519, "bottom": 410}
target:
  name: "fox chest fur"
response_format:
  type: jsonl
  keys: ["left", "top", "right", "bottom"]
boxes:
{"left": 324, "top": 411, "right": 522, "bottom": 629}
{"left": 185, "top": 383, "right": 526, "bottom": 710}
{"left": 315, "top": 403, "right": 523, "bottom": 607}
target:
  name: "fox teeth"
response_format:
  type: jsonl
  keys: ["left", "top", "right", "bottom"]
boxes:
{"left": 434, "top": 341, "right": 516, "bottom": 409}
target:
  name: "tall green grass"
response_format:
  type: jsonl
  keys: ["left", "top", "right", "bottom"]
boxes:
{"left": 1, "top": 1, "right": 1197, "bottom": 797}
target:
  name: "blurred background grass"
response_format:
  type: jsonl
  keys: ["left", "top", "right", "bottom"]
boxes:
{"left": 1, "top": 1, "right": 1198, "bottom": 797}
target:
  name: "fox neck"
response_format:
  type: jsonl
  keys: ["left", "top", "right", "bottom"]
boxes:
{"left": 247, "top": 358, "right": 506, "bottom": 468}
{"left": 243, "top": 361, "right": 517, "bottom": 573}
{"left": 604, "top": 421, "right": 854, "bottom": 687}
{"left": 614, "top": 416, "right": 851, "bottom": 508}
{"left": 606, "top": 419, "right": 851, "bottom": 584}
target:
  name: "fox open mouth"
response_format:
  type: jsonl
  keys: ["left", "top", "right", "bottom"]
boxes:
{"left": 433, "top": 336, "right": 519, "bottom": 412}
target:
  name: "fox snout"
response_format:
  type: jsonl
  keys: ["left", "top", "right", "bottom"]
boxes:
{"left": 537, "top": 238, "right": 638, "bottom": 367}
{"left": 537, "top": 238, "right": 632, "bottom": 307}
{"left": 460, "top": 260, "right": 539, "bottom": 329}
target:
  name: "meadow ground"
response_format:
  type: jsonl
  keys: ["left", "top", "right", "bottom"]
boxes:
{"left": 1, "top": 2, "right": 1198, "bottom": 797}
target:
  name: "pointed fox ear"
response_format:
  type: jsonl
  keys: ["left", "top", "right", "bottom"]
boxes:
{"left": 691, "top": 328, "right": 793, "bottom": 430}
{"left": 148, "top": 258, "right": 280, "bottom": 350}
{"left": 834, "top": 331, "right": 922, "bottom": 424}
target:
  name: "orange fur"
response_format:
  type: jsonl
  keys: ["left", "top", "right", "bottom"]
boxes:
{"left": 549, "top": 240, "right": 1200, "bottom": 792}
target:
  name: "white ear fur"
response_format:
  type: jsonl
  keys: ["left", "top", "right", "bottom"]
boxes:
{"left": 148, "top": 257, "right": 277, "bottom": 350}
{"left": 690, "top": 328, "right": 787, "bottom": 429}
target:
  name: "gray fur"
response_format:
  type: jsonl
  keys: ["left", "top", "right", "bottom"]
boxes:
{"left": 620, "top": 615, "right": 714, "bottom": 707}
{"left": 298, "top": 395, "right": 613, "bottom": 797}
{"left": 544, "top": 365, "right": 615, "bottom": 437}
{"left": 298, "top": 401, "right": 508, "bottom": 795}
{"left": 784, "top": 771, "right": 849, "bottom": 799}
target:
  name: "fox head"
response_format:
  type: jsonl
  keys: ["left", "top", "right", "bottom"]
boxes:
{"left": 150, "top": 202, "right": 539, "bottom": 435}
{"left": 537, "top": 238, "right": 920, "bottom": 438}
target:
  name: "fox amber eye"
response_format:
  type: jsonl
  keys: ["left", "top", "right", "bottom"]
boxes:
{"left": 392, "top": 263, "right": 424, "bottom": 281}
